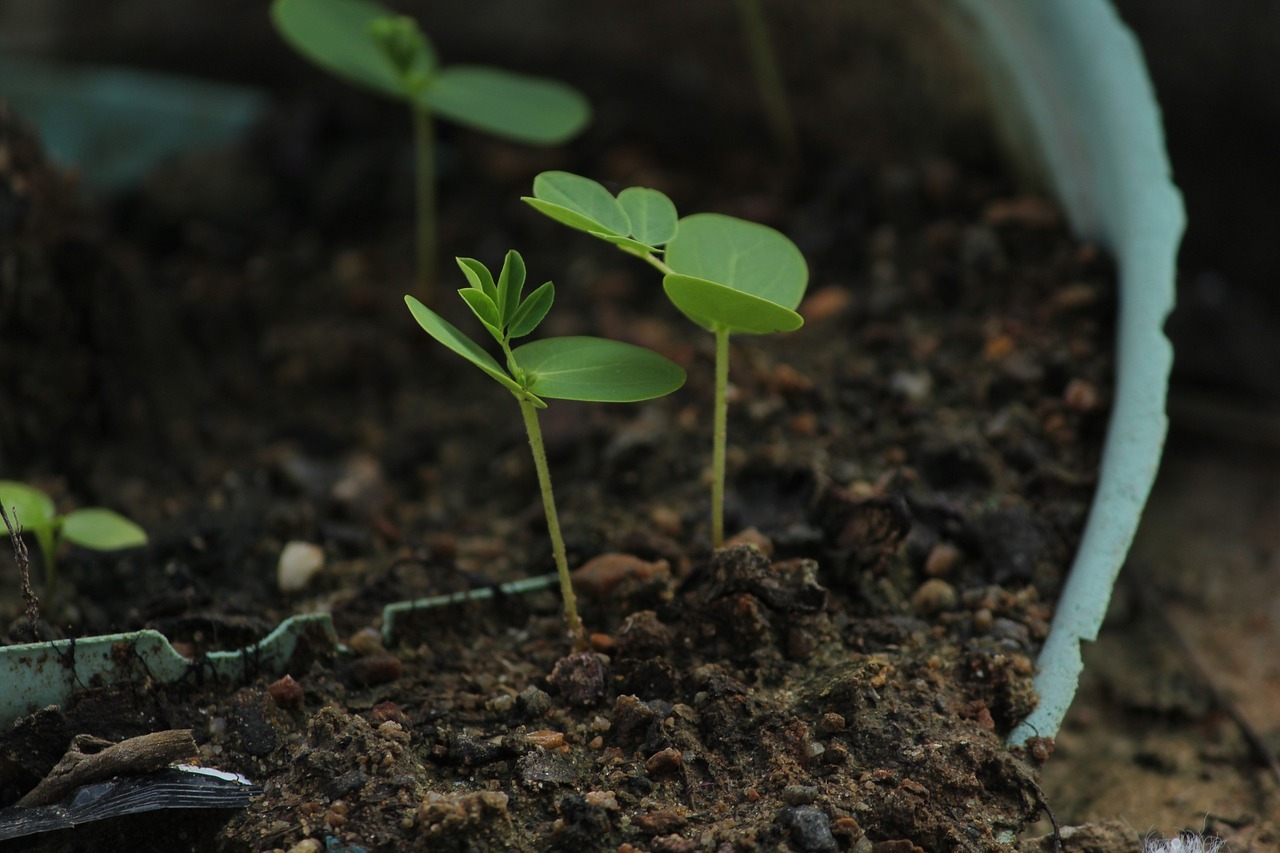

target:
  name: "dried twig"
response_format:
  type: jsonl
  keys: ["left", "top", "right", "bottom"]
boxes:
{"left": 18, "top": 729, "right": 199, "bottom": 807}
{"left": 1, "top": 502, "right": 40, "bottom": 638}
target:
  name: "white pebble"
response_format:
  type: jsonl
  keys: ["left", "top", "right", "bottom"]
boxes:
{"left": 277, "top": 540, "right": 325, "bottom": 592}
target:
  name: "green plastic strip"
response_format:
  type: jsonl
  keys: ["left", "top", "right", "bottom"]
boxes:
{"left": 380, "top": 573, "right": 559, "bottom": 645}
{"left": 942, "top": 0, "right": 1184, "bottom": 744}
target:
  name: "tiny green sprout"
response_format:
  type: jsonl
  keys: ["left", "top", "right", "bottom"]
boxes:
{"left": 0, "top": 480, "right": 147, "bottom": 595}
{"left": 405, "top": 251, "right": 686, "bottom": 646}
{"left": 271, "top": 0, "right": 591, "bottom": 302}
{"left": 523, "top": 171, "right": 809, "bottom": 547}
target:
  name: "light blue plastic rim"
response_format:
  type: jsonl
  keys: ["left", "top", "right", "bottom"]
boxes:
{"left": 942, "top": 0, "right": 1185, "bottom": 744}
{"left": 0, "top": 57, "right": 267, "bottom": 191}
{"left": 0, "top": 614, "right": 337, "bottom": 728}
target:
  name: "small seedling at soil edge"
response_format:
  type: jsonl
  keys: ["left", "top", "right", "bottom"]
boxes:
{"left": 0, "top": 480, "right": 147, "bottom": 595}
{"left": 523, "top": 171, "right": 808, "bottom": 547}
{"left": 271, "top": 0, "right": 591, "bottom": 301}
{"left": 405, "top": 251, "right": 686, "bottom": 646}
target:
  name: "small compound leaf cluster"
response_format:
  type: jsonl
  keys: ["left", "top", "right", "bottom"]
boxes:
{"left": 405, "top": 252, "right": 685, "bottom": 407}
{"left": 524, "top": 172, "right": 808, "bottom": 335}
{"left": 456, "top": 251, "right": 554, "bottom": 345}
{"left": 272, "top": 0, "right": 590, "bottom": 144}
{"left": 523, "top": 172, "right": 678, "bottom": 255}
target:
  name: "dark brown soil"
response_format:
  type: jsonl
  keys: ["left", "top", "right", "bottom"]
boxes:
{"left": 1, "top": 73, "right": 1115, "bottom": 850}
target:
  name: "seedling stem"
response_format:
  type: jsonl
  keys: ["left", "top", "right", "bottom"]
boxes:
{"left": 412, "top": 103, "right": 437, "bottom": 300}
{"left": 733, "top": 0, "right": 799, "bottom": 160}
{"left": 712, "top": 327, "right": 731, "bottom": 547}
{"left": 518, "top": 395, "right": 585, "bottom": 648}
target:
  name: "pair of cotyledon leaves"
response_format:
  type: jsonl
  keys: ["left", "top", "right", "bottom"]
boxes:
{"left": 522, "top": 171, "right": 809, "bottom": 335}
{"left": 271, "top": 0, "right": 589, "bottom": 144}
{"left": 405, "top": 252, "right": 686, "bottom": 409}
{"left": 0, "top": 481, "right": 147, "bottom": 555}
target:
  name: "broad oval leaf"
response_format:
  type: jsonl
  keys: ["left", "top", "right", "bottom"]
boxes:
{"left": 665, "top": 213, "right": 808, "bottom": 309}
{"left": 618, "top": 187, "right": 677, "bottom": 246}
{"left": 663, "top": 274, "right": 804, "bottom": 335}
{"left": 456, "top": 257, "right": 498, "bottom": 302}
{"left": 61, "top": 509, "right": 147, "bottom": 551}
{"left": 509, "top": 281, "right": 555, "bottom": 339}
{"left": 271, "top": 0, "right": 432, "bottom": 99}
{"left": 423, "top": 66, "right": 590, "bottom": 144}
{"left": 405, "top": 296, "right": 522, "bottom": 395}
{"left": 525, "top": 171, "right": 629, "bottom": 237}
{"left": 0, "top": 481, "right": 56, "bottom": 533}
{"left": 515, "top": 337, "right": 686, "bottom": 402}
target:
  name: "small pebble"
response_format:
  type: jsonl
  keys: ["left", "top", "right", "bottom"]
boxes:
{"left": 347, "top": 626, "right": 385, "bottom": 657}
{"left": 488, "top": 693, "right": 516, "bottom": 714}
{"left": 1063, "top": 378, "right": 1101, "bottom": 412}
{"left": 525, "top": 730, "right": 565, "bottom": 750}
{"left": 799, "top": 286, "right": 854, "bottom": 323}
{"left": 266, "top": 674, "right": 304, "bottom": 709}
{"left": 349, "top": 654, "right": 403, "bottom": 686}
{"left": 782, "top": 784, "right": 819, "bottom": 805}
{"left": 725, "top": 527, "right": 773, "bottom": 555}
{"left": 633, "top": 807, "right": 689, "bottom": 835}
{"left": 584, "top": 790, "right": 619, "bottom": 810}
{"left": 277, "top": 541, "right": 325, "bottom": 592}
{"left": 518, "top": 686, "right": 553, "bottom": 717}
{"left": 983, "top": 334, "right": 1015, "bottom": 361}
{"left": 645, "top": 747, "right": 684, "bottom": 777}
{"left": 287, "top": 839, "right": 323, "bottom": 853}
{"left": 911, "top": 578, "right": 959, "bottom": 615}
{"left": 779, "top": 805, "right": 838, "bottom": 852}
{"left": 572, "top": 553, "right": 670, "bottom": 599}
{"left": 889, "top": 369, "right": 932, "bottom": 403}
{"left": 816, "top": 712, "right": 846, "bottom": 735}
{"left": 649, "top": 505, "right": 683, "bottom": 537}
{"left": 548, "top": 652, "right": 608, "bottom": 707}
{"left": 370, "top": 700, "right": 410, "bottom": 726}
{"left": 924, "top": 543, "right": 961, "bottom": 577}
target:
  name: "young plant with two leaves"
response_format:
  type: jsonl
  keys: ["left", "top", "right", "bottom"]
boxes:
{"left": 405, "top": 251, "right": 685, "bottom": 646}
{"left": 0, "top": 481, "right": 147, "bottom": 596}
{"left": 523, "top": 171, "right": 808, "bottom": 547}
{"left": 271, "top": 0, "right": 591, "bottom": 301}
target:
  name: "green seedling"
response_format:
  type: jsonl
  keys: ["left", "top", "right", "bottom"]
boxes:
{"left": 405, "top": 251, "right": 686, "bottom": 646}
{"left": 271, "top": 0, "right": 591, "bottom": 301}
{"left": 732, "top": 0, "right": 800, "bottom": 160}
{"left": 523, "top": 171, "right": 808, "bottom": 547}
{"left": 0, "top": 480, "right": 147, "bottom": 594}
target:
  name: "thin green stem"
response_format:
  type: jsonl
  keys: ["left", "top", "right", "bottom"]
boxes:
{"left": 732, "top": 0, "right": 800, "bottom": 161}
{"left": 518, "top": 395, "right": 585, "bottom": 648}
{"left": 638, "top": 250, "right": 674, "bottom": 276}
{"left": 712, "top": 326, "right": 731, "bottom": 548}
{"left": 412, "top": 102, "right": 437, "bottom": 303}
{"left": 35, "top": 525, "right": 57, "bottom": 598}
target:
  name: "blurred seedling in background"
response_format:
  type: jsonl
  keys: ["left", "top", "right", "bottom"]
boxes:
{"left": 0, "top": 480, "right": 148, "bottom": 596}
{"left": 732, "top": 0, "right": 799, "bottom": 160}
{"left": 271, "top": 0, "right": 591, "bottom": 302}
{"left": 404, "top": 251, "right": 686, "bottom": 646}
{"left": 524, "top": 171, "right": 808, "bottom": 547}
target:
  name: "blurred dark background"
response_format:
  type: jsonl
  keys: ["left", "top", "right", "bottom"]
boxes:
{"left": 2, "top": 0, "right": 1278, "bottom": 403}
